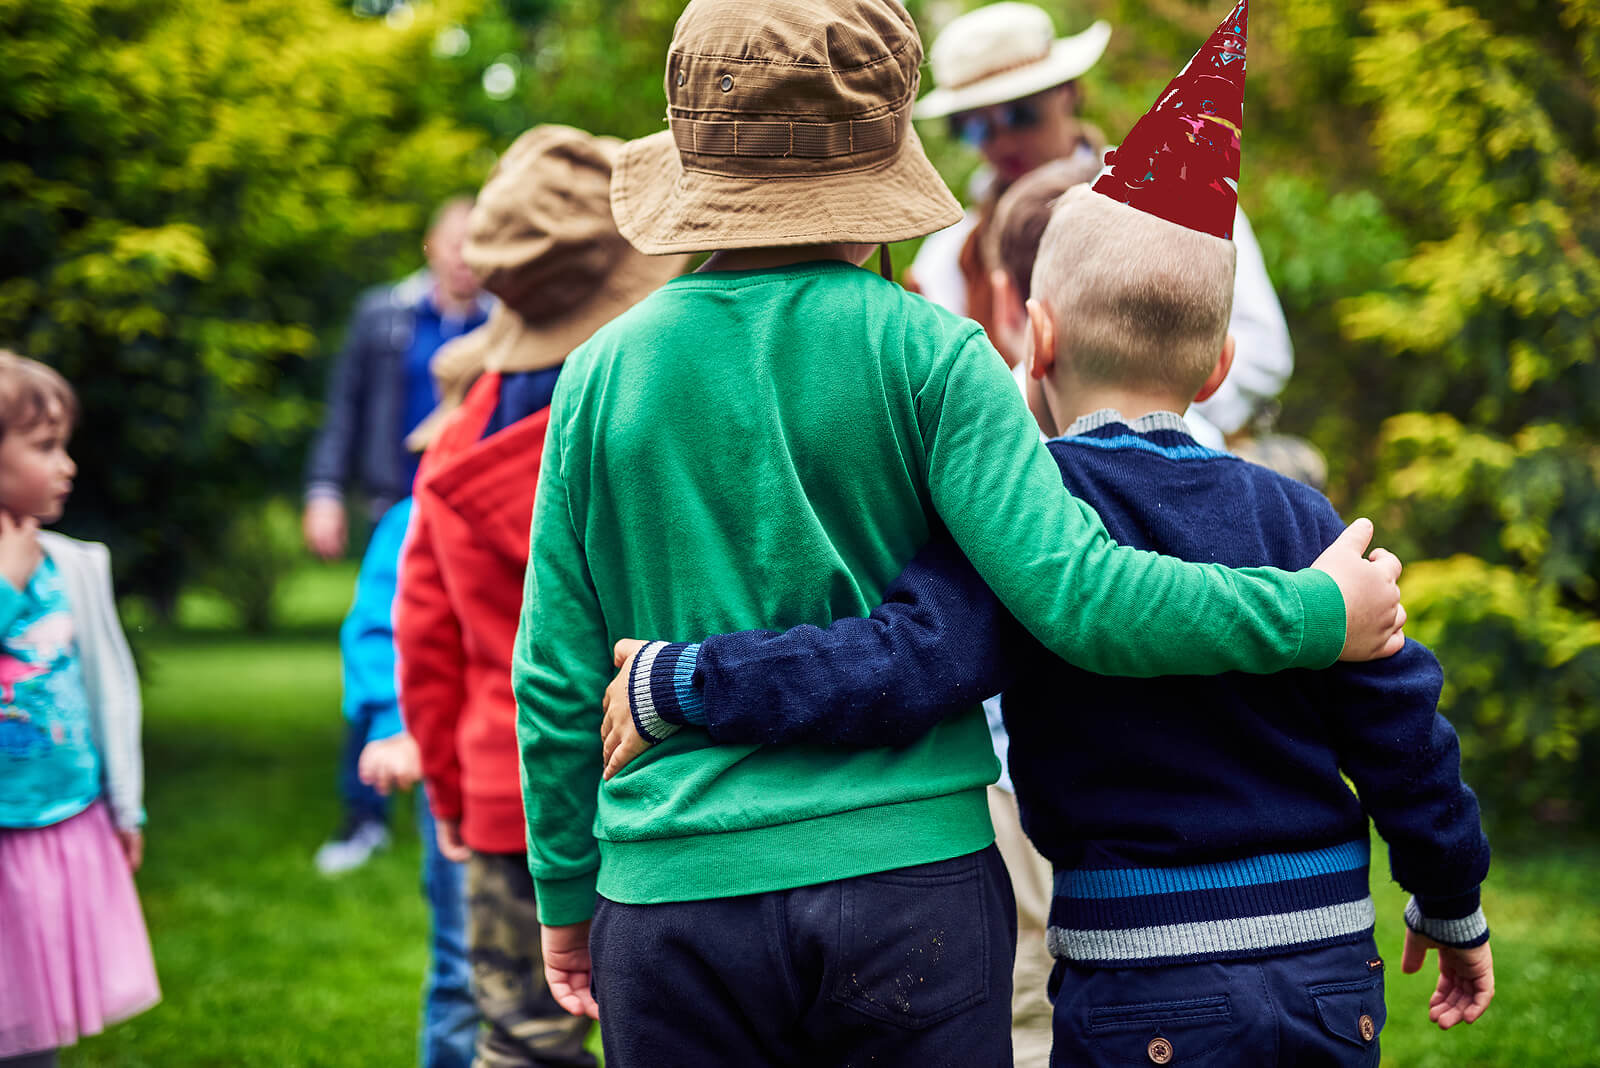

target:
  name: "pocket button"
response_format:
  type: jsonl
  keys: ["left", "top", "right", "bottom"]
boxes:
{"left": 1359, "top": 1014, "right": 1375, "bottom": 1042}
{"left": 1147, "top": 1036, "right": 1174, "bottom": 1064}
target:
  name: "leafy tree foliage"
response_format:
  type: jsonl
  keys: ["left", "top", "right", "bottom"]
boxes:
{"left": 0, "top": 0, "right": 489, "bottom": 607}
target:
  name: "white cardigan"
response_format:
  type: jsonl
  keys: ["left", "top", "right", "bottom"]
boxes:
{"left": 38, "top": 531, "right": 144, "bottom": 830}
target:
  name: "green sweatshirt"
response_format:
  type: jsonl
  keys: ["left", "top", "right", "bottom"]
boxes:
{"left": 514, "top": 260, "right": 1345, "bottom": 926}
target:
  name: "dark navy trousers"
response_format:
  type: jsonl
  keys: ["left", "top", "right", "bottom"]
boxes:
{"left": 1048, "top": 935, "right": 1387, "bottom": 1067}
{"left": 589, "top": 845, "right": 1016, "bottom": 1068}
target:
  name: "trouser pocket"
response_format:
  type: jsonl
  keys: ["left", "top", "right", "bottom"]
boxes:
{"left": 1305, "top": 972, "right": 1385, "bottom": 1065}
{"left": 1083, "top": 995, "right": 1236, "bottom": 1065}
{"left": 827, "top": 850, "right": 993, "bottom": 1030}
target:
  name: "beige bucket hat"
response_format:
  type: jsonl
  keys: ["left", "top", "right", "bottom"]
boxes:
{"left": 914, "top": 3, "right": 1111, "bottom": 120}
{"left": 408, "top": 125, "right": 688, "bottom": 450}
{"left": 610, "top": 0, "right": 963, "bottom": 254}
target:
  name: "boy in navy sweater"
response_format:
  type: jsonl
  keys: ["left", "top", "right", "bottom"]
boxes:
{"left": 605, "top": 180, "right": 1495, "bottom": 1064}
{"left": 600, "top": 176, "right": 1492, "bottom": 1068}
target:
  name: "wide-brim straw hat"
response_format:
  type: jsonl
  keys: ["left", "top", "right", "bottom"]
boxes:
{"left": 409, "top": 125, "right": 688, "bottom": 450}
{"left": 610, "top": 0, "right": 963, "bottom": 254}
{"left": 914, "top": 4, "right": 1111, "bottom": 120}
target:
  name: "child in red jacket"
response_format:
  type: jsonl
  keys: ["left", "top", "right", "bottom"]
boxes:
{"left": 396, "top": 125, "right": 685, "bottom": 1068}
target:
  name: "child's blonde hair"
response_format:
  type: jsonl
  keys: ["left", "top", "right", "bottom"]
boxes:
{"left": 0, "top": 350, "right": 79, "bottom": 440}
{"left": 1030, "top": 186, "right": 1236, "bottom": 395}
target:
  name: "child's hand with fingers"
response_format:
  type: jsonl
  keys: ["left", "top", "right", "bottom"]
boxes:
{"left": 1402, "top": 929, "right": 1494, "bottom": 1029}
{"left": 0, "top": 510, "right": 41, "bottom": 593}
{"left": 1311, "top": 518, "right": 1408, "bottom": 661}
{"left": 358, "top": 732, "right": 422, "bottom": 795}
{"left": 601, "top": 639, "right": 654, "bottom": 779}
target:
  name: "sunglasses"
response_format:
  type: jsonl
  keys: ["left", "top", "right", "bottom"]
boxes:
{"left": 947, "top": 99, "right": 1042, "bottom": 147}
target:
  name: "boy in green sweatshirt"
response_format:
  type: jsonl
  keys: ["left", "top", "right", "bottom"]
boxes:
{"left": 513, "top": 0, "right": 1406, "bottom": 1062}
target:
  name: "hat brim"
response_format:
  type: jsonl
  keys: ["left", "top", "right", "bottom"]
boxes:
{"left": 406, "top": 248, "right": 686, "bottom": 451}
{"left": 611, "top": 125, "right": 962, "bottom": 255}
{"left": 485, "top": 248, "right": 689, "bottom": 371}
{"left": 914, "top": 20, "right": 1112, "bottom": 120}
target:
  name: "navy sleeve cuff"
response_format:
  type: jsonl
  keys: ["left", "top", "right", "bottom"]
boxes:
{"left": 628, "top": 641, "right": 703, "bottom": 743}
{"left": 1405, "top": 894, "right": 1489, "bottom": 948}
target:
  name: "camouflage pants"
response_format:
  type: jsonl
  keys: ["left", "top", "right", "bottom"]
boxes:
{"left": 466, "top": 851, "right": 596, "bottom": 1068}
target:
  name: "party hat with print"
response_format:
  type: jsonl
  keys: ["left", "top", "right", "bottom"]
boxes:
{"left": 1092, "top": 0, "right": 1246, "bottom": 239}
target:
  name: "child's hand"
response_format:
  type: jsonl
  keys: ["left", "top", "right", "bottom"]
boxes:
{"left": 1402, "top": 929, "right": 1494, "bottom": 1029}
{"left": 542, "top": 921, "right": 599, "bottom": 1019}
{"left": 1311, "top": 518, "right": 1407, "bottom": 660}
{"left": 601, "top": 639, "right": 652, "bottom": 780}
{"left": 0, "top": 510, "right": 41, "bottom": 593}
{"left": 116, "top": 828, "right": 144, "bottom": 873}
{"left": 302, "top": 498, "right": 347, "bottom": 560}
{"left": 434, "top": 817, "right": 471, "bottom": 863}
{"left": 358, "top": 733, "right": 422, "bottom": 796}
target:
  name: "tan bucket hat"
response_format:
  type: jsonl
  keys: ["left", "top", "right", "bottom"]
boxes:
{"left": 408, "top": 125, "right": 688, "bottom": 450}
{"left": 914, "top": 3, "right": 1111, "bottom": 120}
{"left": 610, "top": 0, "right": 963, "bottom": 254}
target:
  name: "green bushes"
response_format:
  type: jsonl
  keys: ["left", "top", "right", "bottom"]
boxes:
{"left": 0, "top": 0, "right": 489, "bottom": 606}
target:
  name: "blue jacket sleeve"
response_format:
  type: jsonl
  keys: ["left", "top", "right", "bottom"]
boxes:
{"left": 1296, "top": 495, "right": 1491, "bottom": 946}
{"left": 632, "top": 535, "right": 1026, "bottom": 748}
{"left": 338, "top": 498, "right": 412, "bottom": 742}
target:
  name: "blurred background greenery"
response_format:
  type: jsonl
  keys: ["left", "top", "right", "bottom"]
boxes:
{"left": 1, "top": 0, "right": 1597, "bottom": 1062}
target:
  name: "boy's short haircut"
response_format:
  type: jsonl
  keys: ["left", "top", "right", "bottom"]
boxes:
{"left": 0, "top": 350, "right": 78, "bottom": 440}
{"left": 1031, "top": 186, "right": 1237, "bottom": 394}
{"left": 984, "top": 156, "right": 1103, "bottom": 300}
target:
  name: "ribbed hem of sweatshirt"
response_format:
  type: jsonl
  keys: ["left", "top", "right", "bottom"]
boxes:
{"left": 1405, "top": 894, "right": 1489, "bottom": 948}
{"left": 1288, "top": 567, "right": 1347, "bottom": 668}
{"left": 532, "top": 868, "right": 601, "bottom": 926}
{"left": 628, "top": 642, "right": 684, "bottom": 743}
{"left": 638, "top": 642, "right": 704, "bottom": 727}
{"left": 1046, "top": 839, "right": 1376, "bottom": 967}
{"left": 596, "top": 788, "right": 994, "bottom": 907}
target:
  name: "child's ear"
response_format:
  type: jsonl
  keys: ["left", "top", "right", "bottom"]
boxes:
{"left": 1194, "top": 333, "right": 1236, "bottom": 404}
{"left": 1025, "top": 298, "right": 1057, "bottom": 381}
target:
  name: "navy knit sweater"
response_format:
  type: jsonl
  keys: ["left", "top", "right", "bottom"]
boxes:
{"left": 633, "top": 411, "right": 1490, "bottom": 967}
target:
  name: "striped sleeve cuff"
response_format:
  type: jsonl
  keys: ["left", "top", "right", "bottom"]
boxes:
{"left": 1404, "top": 894, "right": 1489, "bottom": 948}
{"left": 628, "top": 641, "right": 704, "bottom": 743}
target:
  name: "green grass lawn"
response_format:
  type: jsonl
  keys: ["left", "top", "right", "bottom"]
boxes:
{"left": 63, "top": 565, "right": 1600, "bottom": 1065}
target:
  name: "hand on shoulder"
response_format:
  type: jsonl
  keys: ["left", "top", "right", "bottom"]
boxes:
{"left": 1312, "top": 518, "right": 1407, "bottom": 661}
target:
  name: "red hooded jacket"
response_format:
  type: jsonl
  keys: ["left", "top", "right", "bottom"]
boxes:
{"left": 397, "top": 373, "right": 549, "bottom": 854}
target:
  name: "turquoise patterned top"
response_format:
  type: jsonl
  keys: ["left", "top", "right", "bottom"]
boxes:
{"left": 0, "top": 555, "right": 98, "bottom": 828}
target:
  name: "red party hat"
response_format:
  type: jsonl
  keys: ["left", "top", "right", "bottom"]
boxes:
{"left": 1092, "top": 0, "right": 1246, "bottom": 239}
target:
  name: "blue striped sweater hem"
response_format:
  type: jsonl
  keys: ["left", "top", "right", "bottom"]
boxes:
{"left": 1047, "top": 839, "right": 1376, "bottom": 967}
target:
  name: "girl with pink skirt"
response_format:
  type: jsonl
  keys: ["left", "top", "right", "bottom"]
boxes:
{"left": 0, "top": 351, "right": 159, "bottom": 1067}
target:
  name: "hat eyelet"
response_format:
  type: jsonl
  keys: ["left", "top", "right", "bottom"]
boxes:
{"left": 675, "top": 70, "right": 686, "bottom": 87}
{"left": 719, "top": 74, "right": 734, "bottom": 92}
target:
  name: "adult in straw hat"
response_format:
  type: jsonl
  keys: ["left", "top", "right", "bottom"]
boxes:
{"left": 394, "top": 124, "right": 685, "bottom": 1068}
{"left": 906, "top": 2, "right": 1294, "bottom": 454}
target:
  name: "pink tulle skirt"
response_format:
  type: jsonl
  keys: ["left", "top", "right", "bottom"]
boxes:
{"left": 0, "top": 801, "right": 160, "bottom": 1056}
